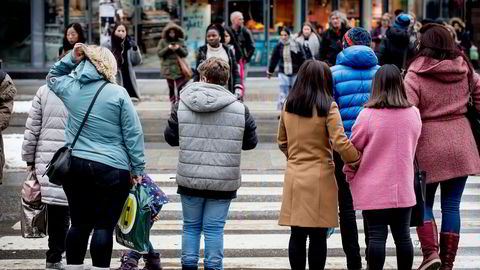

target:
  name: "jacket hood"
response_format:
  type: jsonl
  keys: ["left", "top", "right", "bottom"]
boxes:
{"left": 74, "top": 60, "right": 107, "bottom": 84}
{"left": 162, "top": 22, "right": 185, "bottom": 40}
{"left": 336, "top": 45, "right": 378, "bottom": 68}
{"left": 386, "top": 28, "right": 410, "bottom": 47}
{"left": 408, "top": 56, "right": 469, "bottom": 82}
{"left": 180, "top": 82, "right": 237, "bottom": 113}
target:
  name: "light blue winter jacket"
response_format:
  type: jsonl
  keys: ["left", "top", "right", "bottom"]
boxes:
{"left": 331, "top": 45, "right": 380, "bottom": 138}
{"left": 46, "top": 52, "right": 145, "bottom": 176}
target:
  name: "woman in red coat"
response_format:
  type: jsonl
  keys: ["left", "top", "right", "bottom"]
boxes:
{"left": 404, "top": 24, "right": 480, "bottom": 270}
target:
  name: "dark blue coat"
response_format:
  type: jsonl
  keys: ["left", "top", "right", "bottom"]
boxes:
{"left": 331, "top": 45, "right": 380, "bottom": 138}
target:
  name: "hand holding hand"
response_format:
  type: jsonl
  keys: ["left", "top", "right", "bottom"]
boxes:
{"left": 73, "top": 43, "right": 86, "bottom": 62}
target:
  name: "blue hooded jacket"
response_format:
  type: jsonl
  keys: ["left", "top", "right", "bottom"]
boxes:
{"left": 47, "top": 52, "right": 145, "bottom": 176}
{"left": 331, "top": 45, "right": 380, "bottom": 138}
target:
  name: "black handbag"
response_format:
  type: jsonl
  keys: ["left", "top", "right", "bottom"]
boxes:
{"left": 410, "top": 157, "right": 427, "bottom": 227}
{"left": 45, "top": 81, "right": 109, "bottom": 185}
{"left": 467, "top": 77, "right": 480, "bottom": 153}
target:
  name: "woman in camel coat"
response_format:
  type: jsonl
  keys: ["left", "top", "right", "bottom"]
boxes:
{"left": 277, "top": 60, "right": 361, "bottom": 270}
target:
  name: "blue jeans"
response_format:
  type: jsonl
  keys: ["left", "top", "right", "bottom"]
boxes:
{"left": 277, "top": 73, "right": 297, "bottom": 110}
{"left": 424, "top": 176, "right": 468, "bottom": 233}
{"left": 181, "top": 195, "right": 232, "bottom": 270}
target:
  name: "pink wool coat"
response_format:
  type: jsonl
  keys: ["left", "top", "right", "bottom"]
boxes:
{"left": 344, "top": 107, "right": 422, "bottom": 210}
{"left": 404, "top": 56, "right": 480, "bottom": 183}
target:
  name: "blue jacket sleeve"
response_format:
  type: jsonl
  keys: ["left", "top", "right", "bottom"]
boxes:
{"left": 46, "top": 52, "right": 77, "bottom": 101}
{"left": 120, "top": 95, "right": 146, "bottom": 176}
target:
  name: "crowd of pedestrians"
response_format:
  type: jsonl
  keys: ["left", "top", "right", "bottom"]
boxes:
{"left": 10, "top": 7, "right": 479, "bottom": 270}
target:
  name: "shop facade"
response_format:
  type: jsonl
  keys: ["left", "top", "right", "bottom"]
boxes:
{"left": 0, "top": 0, "right": 475, "bottom": 71}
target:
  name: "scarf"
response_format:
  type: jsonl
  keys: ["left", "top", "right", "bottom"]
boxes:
{"left": 282, "top": 38, "right": 299, "bottom": 75}
{"left": 295, "top": 34, "right": 320, "bottom": 59}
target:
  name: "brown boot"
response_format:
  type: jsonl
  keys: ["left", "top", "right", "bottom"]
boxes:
{"left": 143, "top": 252, "right": 162, "bottom": 270}
{"left": 416, "top": 220, "right": 441, "bottom": 270}
{"left": 439, "top": 232, "right": 460, "bottom": 270}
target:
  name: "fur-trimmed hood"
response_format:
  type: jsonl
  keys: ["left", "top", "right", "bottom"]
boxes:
{"left": 162, "top": 22, "right": 185, "bottom": 40}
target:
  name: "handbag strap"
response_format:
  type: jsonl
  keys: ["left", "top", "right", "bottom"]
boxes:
{"left": 70, "top": 81, "right": 109, "bottom": 149}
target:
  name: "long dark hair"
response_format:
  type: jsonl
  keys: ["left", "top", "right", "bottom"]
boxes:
{"left": 285, "top": 60, "right": 333, "bottom": 117}
{"left": 62, "top": 23, "right": 86, "bottom": 52}
{"left": 365, "top": 64, "right": 413, "bottom": 109}
{"left": 407, "top": 23, "right": 474, "bottom": 83}
{"left": 111, "top": 23, "right": 128, "bottom": 66}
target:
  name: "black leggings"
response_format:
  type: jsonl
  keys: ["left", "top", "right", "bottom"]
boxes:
{"left": 363, "top": 207, "right": 413, "bottom": 270}
{"left": 63, "top": 157, "right": 130, "bottom": 268}
{"left": 288, "top": 226, "right": 328, "bottom": 270}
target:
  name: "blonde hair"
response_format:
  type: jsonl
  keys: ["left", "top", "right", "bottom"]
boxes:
{"left": 83, "top": 45, "right": 117, "bottom": 84}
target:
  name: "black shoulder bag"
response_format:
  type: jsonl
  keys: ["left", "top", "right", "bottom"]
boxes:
{"left": 467, "top": 73, "right": 480, "bottom": 153}
{"left": 410, "top": 157, "right": 427, "bottom": 227}
{"left": 45, "top": 81, "right": 109, "bottom": 186}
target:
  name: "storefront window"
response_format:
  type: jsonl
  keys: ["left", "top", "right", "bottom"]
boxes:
{"left": 307, "top": 0, "right": 332, "bottom": 35}
{"left": 340, "top": 0, "right": 360, "bottom": 27}
{"left": 0, "top": 0, "right": 31, "bottom": 68}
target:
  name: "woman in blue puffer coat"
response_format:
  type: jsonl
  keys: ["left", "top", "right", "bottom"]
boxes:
{"left": 330, "top": 27, "right": 380, "bottom": 270}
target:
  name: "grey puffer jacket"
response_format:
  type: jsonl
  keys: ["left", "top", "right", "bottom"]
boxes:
{"left": 22, "top": 85, "right": 68, "bottom": 206}
{"left": 165, "top": 82, "right": 258, "bottom": 198}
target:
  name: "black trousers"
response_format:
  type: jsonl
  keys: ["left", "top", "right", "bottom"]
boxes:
{"left": 63, "top": 157, "right": 130, "bottom": 268}
{"left": 46, "top": 204, "right": 70, "bottom": 263}
{"left": 363, "top": 207, "right": 414, "bottom": 270}
{"left": 288, "top": 226, "right": 328, "bottom": 270}
{"left": 333, "top": 151, "right": 365, "bottom": 269}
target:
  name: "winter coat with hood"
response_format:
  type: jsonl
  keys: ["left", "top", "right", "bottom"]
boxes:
{"left": 193, "top": 44, "right": 242, "bottom": 94}
{"left": 320, "top": 25, "right": 350, "bottom": 66}
{"left": 0, "top": 71, "right": 16, "bottom": 184}
{"left": 404, "top": 56, "right": 480, "bottom": 183}
{"left": 331, "top": 45, "right": 380, "bottom": 138}
{"left": 164, "top": 82, "right": 258, "bottom": 199}
{"left": 376, "top": 27, "right": 415, "bottom": 70}
{"left": 102, "top": 36, "right": 142, "bottom": 99}
{"left": 47, "top": 52, "right": 145, "bottom": 177}
{"left": 22, "top": 85, "right": 68, "bottom": 206}
{"left": 157, "top": 23, "right": 188, "bottom": 80}
{"left": 268, "top": 39, "right": 306, "bottom": 75}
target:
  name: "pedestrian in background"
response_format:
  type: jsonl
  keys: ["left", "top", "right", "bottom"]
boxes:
{"left": 164, "top": 57, "right": 258, "bottom": 270}
{"left": 102, "top": 23, "right": 142, "bottom": 100}
{"left": 193, "top": 24, "right": 243, "bottom": 98}
{"left": 157, "top": 22, "right": 189, "bottom": 109}
{"left": 331, "top": 27, "right": 380, "bottom": 270}
{"left": 227, "top": 11, "right": 256, "bottom": 99}
{"left": 320, "top": 11, "right": 350, "bottom": 66}
{"left": 345, "top": 64, "right": 422, "bottom": 270}
{"left": 376, "top": 14, "right": 413, "bottom": 70}
{"left": 267, "top": 27, "right": 305, "bottom": 111}
{"left": 404, "top": 24, "right": 480, "bottom": 270}
{"left": 47, "top": 44, "right": 145, "bottom": 270}
{"left": 224, "top": 27, "right": 241, "bottom": 59}
{"left": 371, "top": 14, "right": 391, "bottom": 51}
{"left": 58, "top": 23, "right": 86, "bottom": 59}
{"left": 449, "top": 17, "right": 472, "bottom": 57}
{"left": 277, "top": 60, "right": 361, "bottom": 270}
{"left": 0, "top": 68, "right": 16, "bottom": 185}
{"left": 22, "top": 85, "right": 70, "bottom": 270}
{"left": 295, "top": 22, "right": 321, "bottom": 60}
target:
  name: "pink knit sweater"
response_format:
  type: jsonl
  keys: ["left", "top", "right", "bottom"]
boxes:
{"left": 344, "top": 107, "right": 422, "bottom": 211}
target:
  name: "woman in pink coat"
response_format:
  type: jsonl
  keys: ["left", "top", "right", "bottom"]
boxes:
{"left": 404, "top": 24, "right": 480, "bottom": 270}
{"left": 345, "top": 64, "right": 422, "bottom": 270}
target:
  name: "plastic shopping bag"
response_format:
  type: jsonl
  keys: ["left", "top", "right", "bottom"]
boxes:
{"left": 21, "top": 170, "right": 41, "bottom": 204}
{"left": 20, "top": 198, "right": 47, "bottom": 238}
{"left": 115, "top": 184, "right": 152, "bottom": 253}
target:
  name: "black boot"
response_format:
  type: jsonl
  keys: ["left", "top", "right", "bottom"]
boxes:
{"left": 143, "top": 252, "right": 162, "bottom": 270}
{"left": 181, "top": 266, "right": 198, "bottom": 270}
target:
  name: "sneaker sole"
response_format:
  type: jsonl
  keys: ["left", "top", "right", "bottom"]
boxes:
{"left": 418, "top": 259, "right": 442, "bottom": 270}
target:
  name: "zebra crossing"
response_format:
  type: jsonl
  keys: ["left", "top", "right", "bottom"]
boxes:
{"left": 1, "top": 174, "right": 480, "bottom": 269}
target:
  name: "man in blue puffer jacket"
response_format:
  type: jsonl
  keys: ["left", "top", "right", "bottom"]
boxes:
{"left": 331, "top": 27, "right": 380, "bottom": 270}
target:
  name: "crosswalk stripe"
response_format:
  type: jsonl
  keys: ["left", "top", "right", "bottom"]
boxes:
{"left": 1, "top": 256, "right": 480, "bottom": 270}
{"left": 3, "top": 232, "right": 480, "bottom": 250}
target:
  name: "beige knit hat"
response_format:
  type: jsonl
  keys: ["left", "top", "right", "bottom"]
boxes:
{"left": 83, "top": 45, "right": 117, "bottom": 84}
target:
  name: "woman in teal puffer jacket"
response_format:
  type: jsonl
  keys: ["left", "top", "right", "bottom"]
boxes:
{"left": 46, "top": 44, "right": 145, "bottom": 270}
